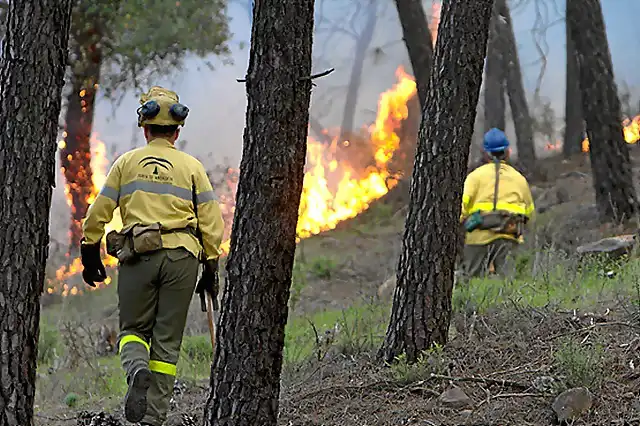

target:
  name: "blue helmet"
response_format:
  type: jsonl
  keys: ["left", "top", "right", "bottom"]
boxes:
{"left": 483, "top": 128, "right": 510, "bottom": 153}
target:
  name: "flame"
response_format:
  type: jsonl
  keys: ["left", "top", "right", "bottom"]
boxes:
{"left": 582, "top": 114, "right": 640, "bottom": 152}
{"left": 544, "top": 140, "right": 562, "bottom": 151}
{"left": 49, "top": 134, "right": 121, "bottom": 296}
{"left": 430, "top": 1, "right": 441, "bottom": 47}
{"left": 50, "top": 66, "right": 418, "bottom": 296}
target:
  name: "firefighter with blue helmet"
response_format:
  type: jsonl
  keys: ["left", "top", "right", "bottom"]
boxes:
{"left": 459, "top": 128, "right": 535, "bottom": 278}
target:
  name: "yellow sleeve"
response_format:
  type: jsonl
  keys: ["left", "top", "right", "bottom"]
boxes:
{"left": 460, "top": 173, "right": 477, "bottom": 221}
{"left": 193, "top": 163, "right": 224, "bottom": 260}
{"left": 522, "top": 179, "right": 536, "bottom": 223}
{"left": 82, "top": 156, "right": 123, "bottom": 245}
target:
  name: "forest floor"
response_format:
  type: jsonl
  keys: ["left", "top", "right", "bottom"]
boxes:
{"left": 34, "top": 148, "right": 640, "bottom": 426}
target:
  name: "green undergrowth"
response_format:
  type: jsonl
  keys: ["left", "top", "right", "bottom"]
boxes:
{"left": 35, "top": 245, "right": 640, "bottom": 410}
{"left": 454, "top": 249, "right": 640, "bottom": 314}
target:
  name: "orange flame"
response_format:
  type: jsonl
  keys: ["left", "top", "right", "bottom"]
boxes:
{"left": 49, "top": 66, "right": 418, "bottom": 296}
{"left": 49, "top": 134, "right": 122, "bottom": 296}
{"left": 544, "top": 140, "right": 562, "bottom": 151}
{"left": 582, "top": 114, "right": 640, "bottom": 152}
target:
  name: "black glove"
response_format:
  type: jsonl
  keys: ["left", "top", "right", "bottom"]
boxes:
{"left": 196, "top": 259, "right": 219, "bottom": 311}
{"left": 80, "top": 240, "right": 107, "bottom": 287}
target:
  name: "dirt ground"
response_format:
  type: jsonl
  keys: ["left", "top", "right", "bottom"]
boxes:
{"left": 38, "top": 150, "right": 640, "bottom": 426}
{"left": 63, "top": 303, "right": 640, "bottom": 426}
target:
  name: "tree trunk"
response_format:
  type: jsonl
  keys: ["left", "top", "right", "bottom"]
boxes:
{"left": 497, "top": 0, "right": 536, "bottom": 174}
{"left": 567, "top": 0, "right": 638, "bottom": 221}
{"left": 563, "top": 21, "right": 583, "bottom": 157}
{"left": 484, "top": 3, "right": 506, "bottom": 132}
{"left": 378, "top": 0, "right": 493, "bottom": 364}
{"left": 394, "top": 0, "right": 433, "bottom": 110}
{"left": 59, "top": 14, "right": 102, "bottom": 252}
{"left": 203, "top": 0, "right": 315, "bottom": 424}
{"left": 339, "top": 1, "right": 377, "bottom": 140}
{"left": 0, "top": 1, "right": 72, "bottom": 425}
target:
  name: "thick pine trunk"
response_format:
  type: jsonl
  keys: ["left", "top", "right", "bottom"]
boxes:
{"left": 394, "top": 0, "right": 433, "bottom": 110}
{"left": 567, "top": 0, "right": 638, "bottom": 221}
{"left": 59, "top": 17, "right": 102, "bottom": 252}
{"left": 0, "top": 1, "right": 72, "bottom": 425}
{"left": 339, "top": 2, "right": 377, "bottom": 139}
{"left": 484, "top": 3, "right": 506, "bottom": 132}
{"left": 378, "top": 0, "right": 493, "bottom": 364}
{"left": 563, "top": 21, "right": 584, "bottom": 157}
{"left": 203, "top": 0, "right": 315, "bottom": 424}
{"left": 497, "top": 0, "right": 536, "bottom": 173}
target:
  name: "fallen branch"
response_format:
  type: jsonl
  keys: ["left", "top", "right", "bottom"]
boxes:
{"left": 428, "top": 373, "right": 531, "bottom": 390}
{"left": 544, "top": 321, "right": 636, "bottom": 341}
{"left": 35, "top": 413, "right": 78, "bottom": 422}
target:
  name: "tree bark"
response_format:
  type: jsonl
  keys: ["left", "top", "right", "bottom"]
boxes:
{"left": 59, "top": 12, "right": 102, "bottom": 252}
{"left": 563, "top": 21, "right": 584, "bottom": 157}
{"left": 0, "top": 1, "right": 72, "bottom": 425}
{"left": 567, "top": 0, "right": 638, "bottom": 221}
{"left": 378, "top": 0, "right": 493, "bottom": 364}
{"left": 498, "top": 0, "right": 536, "bottom": 174}
{"left": 339, "top": 0, "right": 377, "bottom": 140}
{"left": 484, "top": 3, "right": 506, "bottom": 132}
{"left": 394, "top": 0, "right": 433, "bottom": 111}
{"left": 203, "top": 0, "right": 315, "bottom": 424}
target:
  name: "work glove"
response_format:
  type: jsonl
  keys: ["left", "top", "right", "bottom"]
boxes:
{"left": 80, "top": 239, "right": 107, "bottom": 287}
{"left": 196, "top": 258, "right": 219, "bottom": 311}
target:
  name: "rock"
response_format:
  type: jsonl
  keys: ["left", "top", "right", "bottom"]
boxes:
{"left": 552, "top": 387, "right": 593, "bottom": 423}
{"left": 576, "top": 234, "right": 637, "bottom": 260}
{"left": 438, "top": 386, "right": 473, "bottom": 409}
{"left": 377, "top": 275, "right": 396, "bottom": 301}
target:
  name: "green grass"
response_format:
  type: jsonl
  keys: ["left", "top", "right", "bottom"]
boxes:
{"left": 454, "top": 251, "right": 640, "bottom": 313}
{"left": 34, "top": 244, "right": 640, "bottom": 409}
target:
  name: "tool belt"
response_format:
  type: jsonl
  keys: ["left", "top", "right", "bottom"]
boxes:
{"left": 464, "top": 210, "right": 527, "bottom": 237}
{"left": 106, "top": 223, "right": 197, "bottom": 264}
{"left": 462, "top": 157, "right": 527, "bottom": 239}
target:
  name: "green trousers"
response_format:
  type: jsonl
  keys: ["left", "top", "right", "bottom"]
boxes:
{"left": 461, "top": 239, "right": 517, "bottom": 279}
{"left": 117, "top": 248, "right": 199, "bottom": 426}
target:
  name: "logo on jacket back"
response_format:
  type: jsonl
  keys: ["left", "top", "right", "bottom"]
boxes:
{"left": 139, "top": 156, "right": 174, "bottom": 176}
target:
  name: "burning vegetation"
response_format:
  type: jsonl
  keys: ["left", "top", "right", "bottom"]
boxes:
{"left": 47, "top": 66, "right": 418, "bottom": 296}
{"left": 582, "top": 114, "right": 640, "bottom": 152}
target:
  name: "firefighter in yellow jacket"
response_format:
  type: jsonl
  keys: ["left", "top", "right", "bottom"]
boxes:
{"left": 80, "top": 86, "right": 224, "bottom": 426}
{"left": 459, "top": 128, "right": 535, "bottom": 278}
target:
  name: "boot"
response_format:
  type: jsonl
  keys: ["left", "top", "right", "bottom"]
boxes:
{"left": 124, "top": 367, "right": 152, "bottom": 422}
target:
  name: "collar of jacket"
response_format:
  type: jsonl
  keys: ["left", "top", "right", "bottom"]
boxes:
{"left": 148, "top": 138, "right": 175, "bottom": 149}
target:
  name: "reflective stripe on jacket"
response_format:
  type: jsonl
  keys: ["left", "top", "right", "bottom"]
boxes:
{"left": 82, "top": 138, "right": 224, "bottom": 260}
{"left": 460, "top": 161, "right": 535, "bottom": 245}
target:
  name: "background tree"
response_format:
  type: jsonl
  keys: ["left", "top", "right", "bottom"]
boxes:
{"left": 0, "top": 0, "right": 73, "bottom": 424}
{"left": 567, "top": 0, "right": 638, "bottom": 221}
{"left": 60, "top": 0, "right": 231, "bottom": 251}
{"left": 497, "top": 0, "right": 537, "bottom": 174}
{"left": 563, "top": 21, "right": 583, "bottom": 157}
{"left": 394, "top": 0, "right": 433, "bottom": 110}
{"left": 378, "top": 0, "right": 494, "bottom": 364}
{"left": 203, "top": 0, "right": 315, "bottom": 424}
{"left": 337, "top": 0, "right": 379, "bottom": 141}
{"left": 484, "top": 2, "right": 506, "bottom": 132}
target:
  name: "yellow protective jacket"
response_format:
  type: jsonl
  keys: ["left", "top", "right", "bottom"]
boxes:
{"left": 460, "top": 161, "right": 535, "bottom": 246}
{"left": 82, "top": 138, "right": 224, "bottom": 261}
